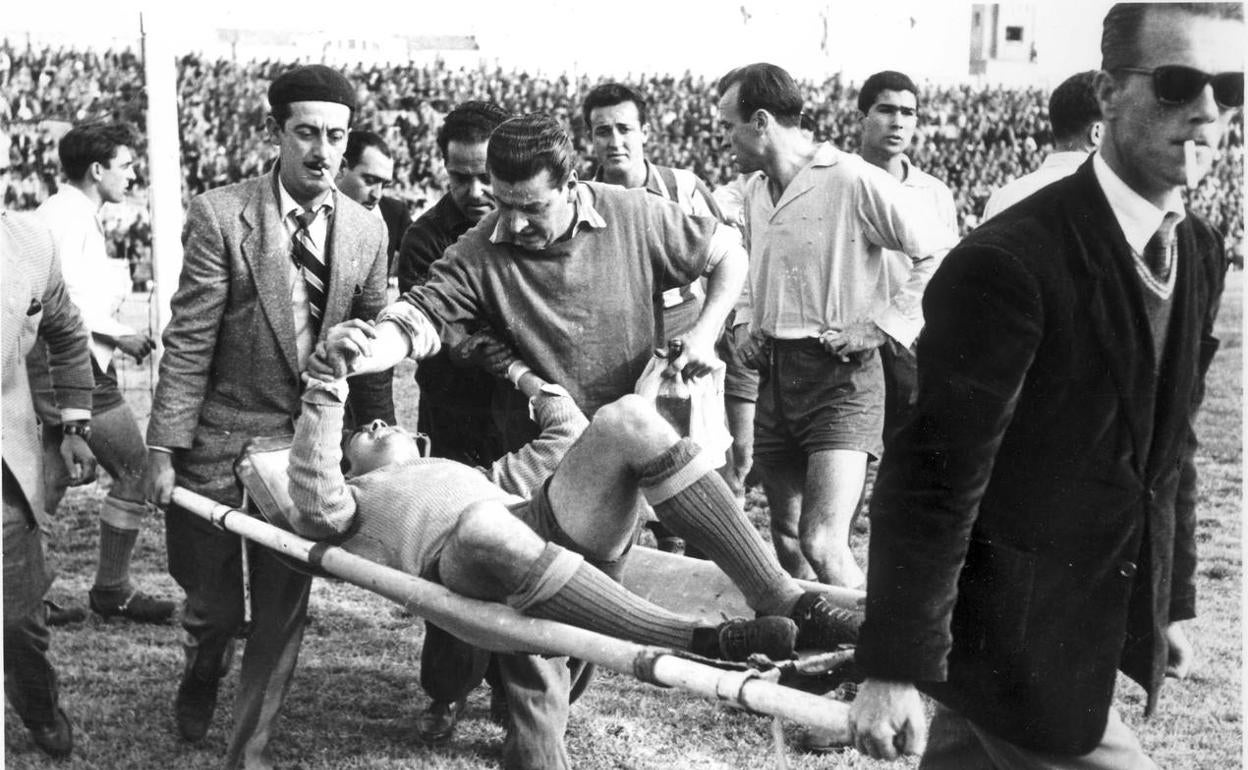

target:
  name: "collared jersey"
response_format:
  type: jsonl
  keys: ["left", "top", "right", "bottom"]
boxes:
{"left": 403, "top": 181, "right": 714, "bottom": 414}
{"left": 738, "top": 143, "right": 955, "bottom": 347}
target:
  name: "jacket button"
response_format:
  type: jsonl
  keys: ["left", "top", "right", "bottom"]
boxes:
{"left": 1119, "top": 561, "right": 1138, "bottom": 578}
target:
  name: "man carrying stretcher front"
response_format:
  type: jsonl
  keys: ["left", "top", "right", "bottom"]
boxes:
{"left": 293, "top": 333, "right": 860, "bottom": 670}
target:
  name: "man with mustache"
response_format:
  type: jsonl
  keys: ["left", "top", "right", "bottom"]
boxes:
{"left": 146, "top": 64, "right": 394, "bottom": 768}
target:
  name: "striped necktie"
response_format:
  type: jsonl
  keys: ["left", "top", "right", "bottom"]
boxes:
{"left": 292, "top": 208, "right": 329, "bottom": 337}
{"left": 1143, "top": 212, "right": 1180, "bottom": 280}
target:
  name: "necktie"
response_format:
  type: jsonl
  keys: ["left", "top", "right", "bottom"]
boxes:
{"left": 292, "top": 208, "right": 329, "bottom": 337}
{"left": 1143, "top": 212, "right": 1181, "bottom": 279}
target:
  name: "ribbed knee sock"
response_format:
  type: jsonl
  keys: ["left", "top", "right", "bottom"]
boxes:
{"left": 95, "top": 497, "right": 145, "bottom": 592}
{"left": 509, "top": 543, "right": 700, "bottom": 649}
{"left": 639, "top": 439, "right": 801, "bottom": 616}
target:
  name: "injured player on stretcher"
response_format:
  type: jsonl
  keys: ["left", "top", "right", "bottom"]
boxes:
{"left": 284, "top": 350, "right": 861, "bottom": 666}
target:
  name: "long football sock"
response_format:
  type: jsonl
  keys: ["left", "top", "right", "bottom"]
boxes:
{"left": 638, "top": 438, "right": 801, "bottom": 616}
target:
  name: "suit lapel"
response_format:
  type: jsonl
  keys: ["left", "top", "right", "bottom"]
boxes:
{"left": 1064, "top": 165, "right": 1155, "bottom": 474}
{"left": 1145, "top": 222, "right": 1202, "bottom": 475}
{"left": 323, "top": 193, "right": 364, "bottom": 329}
{"left": 240, "top": 172, "right": 300, "bottom": 377}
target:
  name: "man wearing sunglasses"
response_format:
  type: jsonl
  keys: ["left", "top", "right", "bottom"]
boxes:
{"left": 846, "top": 3, "right": 1241, "bottom": 767}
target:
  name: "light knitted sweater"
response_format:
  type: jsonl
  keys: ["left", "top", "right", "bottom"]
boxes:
{"left": 287, "top": 381, "right": 588, "bottom": 579}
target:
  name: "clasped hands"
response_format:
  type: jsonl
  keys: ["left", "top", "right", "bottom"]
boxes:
{"left": 819, "top": 320, "right": 887, "bottom": 361}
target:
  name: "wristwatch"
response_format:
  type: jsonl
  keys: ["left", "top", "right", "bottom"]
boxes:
{"left": 62, "top": 421, "right": 92, "bottom": 440}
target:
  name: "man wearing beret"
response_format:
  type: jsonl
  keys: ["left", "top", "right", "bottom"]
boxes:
{"left": 146, "top": 64, "right": 394, "bottom": 767}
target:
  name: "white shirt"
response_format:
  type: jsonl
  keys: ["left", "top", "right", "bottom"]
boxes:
{"left": 982, "top": 151, "right": 1091, "bottom": 222}
{"left": 275, "top": 179, "right": 334, "bottom": 370}
{"left": 880, "top": 156, "right": 959, "bottom": 327}
{"left": 737, "top": 143, "right": 955, "bottom": 347}
{"left": 36, "top": 185, "right": 133, "bottom": 369}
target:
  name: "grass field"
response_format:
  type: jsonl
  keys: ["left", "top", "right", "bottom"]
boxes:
{"left": 5, "top": 273, "right": 1241, "bottom": 769}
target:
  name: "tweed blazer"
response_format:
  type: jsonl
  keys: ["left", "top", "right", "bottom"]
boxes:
{"left": 2, "top": 211, "right": 93, "bottom": 526}
{"left": 147, "top": 170, "right": 393, "bottom": 505}
{"left": 858, "top": 160, "right": 1226, "bottom": 754}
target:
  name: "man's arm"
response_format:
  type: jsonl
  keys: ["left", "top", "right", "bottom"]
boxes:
{"left": 486, "top": 366, "right": 588, "bottom": 497}
{"left": 38, "top": 244, "right": 97, "bottom": 483}
{"left": 145, "top": 195, "right": 232, "bottom": 504}
{"left": 286, "top": 379, "right": 360, "bottom": 539}
{"left": 851, "top": 244, "right": 1043, "bottom": 748}
{"left": 1168, "top": 224, "right": 1229, "bottom": 671}
{"left": 343, "top": 223, "right": 396, "bottom": 427}
{"left": 669, "top": 223, "right": 747, "bottom": 378}
{"left": 845, "top": 170, "right": 957, "bottom": 351}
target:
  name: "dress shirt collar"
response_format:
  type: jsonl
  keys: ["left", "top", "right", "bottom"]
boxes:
{"left": 275, "top": 166, "right": 336, "bottom": 222}
{"left": 1041, "top": 151, "right": 1092, "bottom": 173}
{"left": 489, "top": 182, "right": 605, "bottom": 247}
{"left": 1092, "top": 152, "right": 1185, "bottom": 256}
{"left": 59, "top": 183, "right": 102, "bottom": 217}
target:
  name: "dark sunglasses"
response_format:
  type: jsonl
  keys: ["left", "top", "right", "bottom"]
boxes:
{"left": 1116, "top": 65, "right": 1244, "bottom": 109}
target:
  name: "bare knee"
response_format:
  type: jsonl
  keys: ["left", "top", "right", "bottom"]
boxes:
{"left": 443, "top": 501, "right": 545, "bottom": 599}
{"left": 589, "top": 394, "right": 679, "bottom": 458}
{"left": 450, "top": 501, "right": 524, "bottom": 562}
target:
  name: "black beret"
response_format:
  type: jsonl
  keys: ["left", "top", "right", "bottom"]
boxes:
{"left": 268, "top": 65, "right": 356, "bottom": 113}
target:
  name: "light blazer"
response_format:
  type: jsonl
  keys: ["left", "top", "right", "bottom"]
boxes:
{"left": 2, "top": 211, "right": 94, "bottom": 526}
{"left": 858, "top": 160, "right": 1226, "bottom": 754}
{"left": 147, "top": 170, "right": 393, "bottom": 506}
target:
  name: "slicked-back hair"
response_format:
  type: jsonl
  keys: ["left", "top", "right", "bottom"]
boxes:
{"left": 437, "top": 101, "right": 513, "bottom": 158}
{"left": 581, "top": 83, "right": 649, "bottom": 129}
{"left": 344, "top": 130, "right": 391, "bottom": 167}
{"left": 717, "top": 63, "right": 804, "bottom": 128}
{"left": 1048, "top": 71, "right": 1102, "bottom": 143}
{"left": 487, "top": 114, "right": 576, "bottom": 186}
{"left": 58, "top": 121, "right": 138, "bottom": 182}
{"left": 857, "top": 71, "right": 920, "bottom": 115}
{"left": 1102, "top": 2, "right": 1242, "bottom": 71}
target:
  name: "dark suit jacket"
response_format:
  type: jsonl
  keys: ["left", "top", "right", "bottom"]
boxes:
{"left": 858, "top": 161, "right": 1226, "bottom": 754}
{"left": 378, "top": 195, "right": 411, "bottom": 276}
{"left": 147, "top": 170, "right": 393, "bottom": 506}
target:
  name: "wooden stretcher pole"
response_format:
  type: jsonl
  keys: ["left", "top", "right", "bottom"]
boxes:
{"left": 171, "top": 486, "right": 852, "bottom": 741}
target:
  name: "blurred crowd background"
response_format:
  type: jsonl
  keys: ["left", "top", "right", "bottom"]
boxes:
{"left": 2, "top": 40, "right": 1243, "bottom": 291}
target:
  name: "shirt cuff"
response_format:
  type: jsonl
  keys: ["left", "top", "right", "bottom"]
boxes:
{"left": 875, "top": 308, "right": 922, "bottom": 349}
{"left": 303, "top": 378, "right": 350, "bottom": 403}
{"left": 377, "top": 301, "right": 442, "bottom": 359}
{"left": 60, "top": 408, "right": 92, "bottom": 424}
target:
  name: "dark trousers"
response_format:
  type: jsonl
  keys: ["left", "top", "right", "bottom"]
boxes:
{"left": 3, "top": 473, "right": 58, "bottom": 730}
{"left": 166, "top": 503, "right": 312, "bottom": 770}
{"left": 880, "top": 336, "right": 919, "bottom": 444}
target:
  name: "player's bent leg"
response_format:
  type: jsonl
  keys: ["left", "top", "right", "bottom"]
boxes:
{"left": 636, "top": 436, "right": 800, "bottom": 617}
{"left": 801, "top": 449, "right": 869, "bottom": 589}
{"left": 85, "top": 399, "right": 176, "bottom": 623}
{"left": 440, "top": 503, "right": 796, "bottom": 661}
{"left": 546, "top": 394, "right": 679, "bottom": 561}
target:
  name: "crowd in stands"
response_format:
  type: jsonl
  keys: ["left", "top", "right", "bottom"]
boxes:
{"left": 3, "top": 40, "right": 1243, "bottom": 265}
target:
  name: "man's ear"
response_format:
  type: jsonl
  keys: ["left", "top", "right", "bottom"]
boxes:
{"left": 1093, "top": 70, "right": 1120, "bottom": 121}
{"left": 565, "top": 170, "right": 579, "bottom": 196}
{"left": 264, "top": 114, "right": 282, "bottom": 145}
{"left": 1088, "top": 120, "right": 1104, "bottom": 149}
{"left": 752, "top": 109, "right": 768, "bottom": 133}
{"left": 88, "top": 160, "right": 104, "bottom": 183}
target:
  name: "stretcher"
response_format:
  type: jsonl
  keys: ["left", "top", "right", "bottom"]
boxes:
{"left": 170, "top": 438, "right": 863, "bottom": 739}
